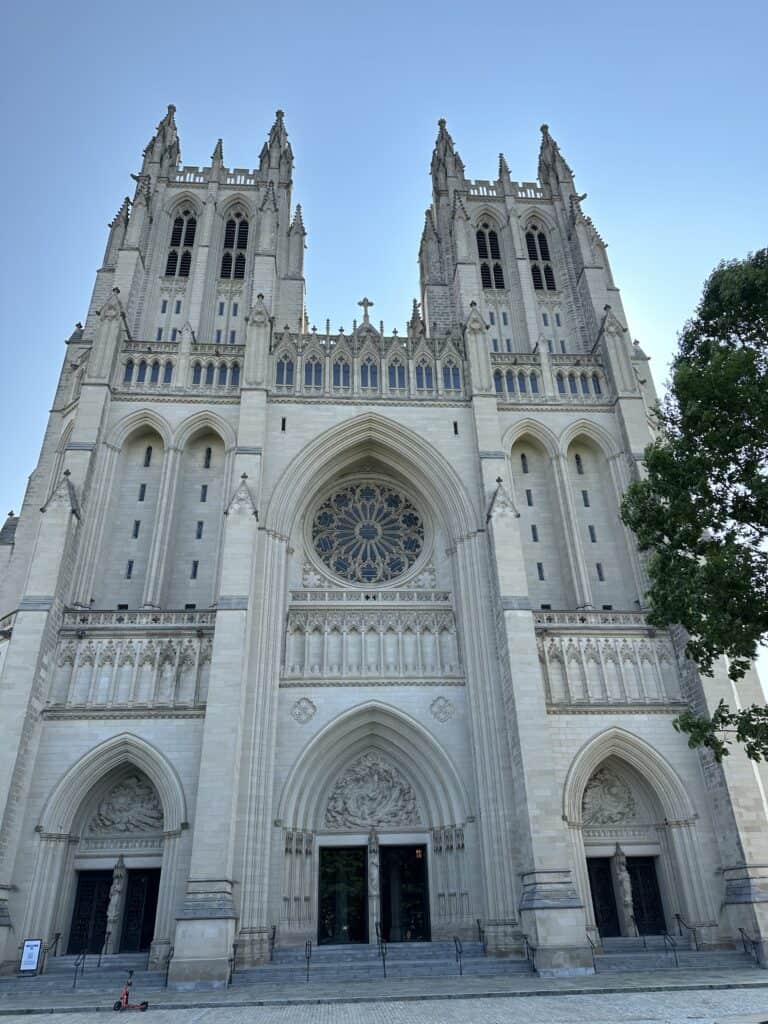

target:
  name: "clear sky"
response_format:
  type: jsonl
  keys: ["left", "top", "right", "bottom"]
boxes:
{"left": 1, "top": 0, "right": 766, "bottom": 673}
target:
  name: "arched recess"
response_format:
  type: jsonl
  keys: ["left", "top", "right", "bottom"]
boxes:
{"left": 562, "top": 728, "right": 714, "bottom": 940}
{"left": 24, "top": 734, "right": 187, "bottom": 963}
{"left": 263, "top": 412, "right": 478, "bottom": 542}
{"left": 279, "top": 701, "right": 470, "bottom": 830}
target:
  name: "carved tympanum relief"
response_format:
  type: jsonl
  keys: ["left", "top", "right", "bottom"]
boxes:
{"left": 88, "top": 774, "right": 164, "bottom": 834}
{"left": 324, "top": 751, "right": 422, "bottom": 829}
{"left": 582, "top": 766, "right": 636, "bottom": 827}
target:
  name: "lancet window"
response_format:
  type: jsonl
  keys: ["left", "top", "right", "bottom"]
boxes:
{"left": 276, "top": 356, "right": 294, "bottom": 387}
{"left": 333, "top": 360, "right": 351, "bottom": 388}
{"left": 165, "top": 209, "right": 196, "bottom": 277}
{"left": 477, "top": 221, "right": 505, "bottom": 289}
{"left": 526, "top": 223, "right": 556, "bottom": 291}
{"left": 220, "top": 212, "right": 249, "bottom": 279}
{"left": 304, "top": 356, "right": 323, "bottom": 389}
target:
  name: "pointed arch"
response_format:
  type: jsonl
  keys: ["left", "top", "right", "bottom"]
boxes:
{"left": 173, "top": 409, "right": 237, "bottom": 451}
{"left": 558, "top": 419, "right": 620, "bottom": 458}
{"left": 563, "top": 727, "right": 695, "bottom": 826}
{"left": 278, "top": 701, "right": 470, "bottom": 830}
{"left": 107, "top": 409, "right": 173, "bottom": 451}
{"left": 38, "top": 732, "right": 187, "bottom": 834}
{"left": 501, "top": 418, "right": 559, "bottom": 458}
{"left": 164, "top": 193, "right": 203, "bottom": 218}
{"left": 263, "top": 412, "right": 478, "bottom": 539}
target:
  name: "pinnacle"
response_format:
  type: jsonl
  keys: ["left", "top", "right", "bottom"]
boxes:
{"left": 212, "top": 138, "right": 224, "bottom": 162}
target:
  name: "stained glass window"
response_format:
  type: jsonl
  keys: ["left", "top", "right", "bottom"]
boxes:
{"left": 311, "top": 483, "right": 424, "bottom": 584}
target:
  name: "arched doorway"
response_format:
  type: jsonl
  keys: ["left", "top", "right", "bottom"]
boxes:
{"left": 23, "top": 734, "right": 187, "bottom": 966}
{"left": 276, "top": 702, "right": 472, "bottom": 946}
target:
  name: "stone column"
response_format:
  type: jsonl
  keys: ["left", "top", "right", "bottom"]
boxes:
{"left": 150, "top": 830, "right": 183, "bottom": 968}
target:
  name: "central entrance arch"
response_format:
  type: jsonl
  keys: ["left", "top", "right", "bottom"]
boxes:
{"left": 277, "top": 702, "right": 471, "bottom": 945}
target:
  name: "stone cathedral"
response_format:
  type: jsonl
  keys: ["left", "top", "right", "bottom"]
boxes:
{"left": 1, "top": 106, "right": 767, "bottom": 985}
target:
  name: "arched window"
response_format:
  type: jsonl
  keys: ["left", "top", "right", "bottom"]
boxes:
{"left": 218, "top": 363, "right": 228, "bottom": 386}
{"left": 388, "top": 362, "right": 405, "bottom": 389}
{"left": 530, "top": 371, "right": 539, "bottom": 394}
{"left": 333, "top": 360, "right": 350, "bottom": 388}
{"left": 192, "top": 362, "right": 202, "bottom": 385}
{"left": 568, "top": 373, "right": 578, "bottom": 394}
{"left": 230, "top": 362, "right": 240, "bottom": 386}
{"left": 556, "top": 373, "right": 566, "bottom": 394}
{"left": 137, "top": 360, "right": 147, "bottom": 383}
{"left": 163, "top": 361, "right": 173, "bottom": 384}
{"left": 506, "top": 369, "right": 515, "bottom": 392}
{"left": 150, "top": 360, "right": 160, "bottom": 384}
{"left": 521, "top": 453, "right": 529, "bottom": 474}
{"left": 276, "top": 357, "right": 294, "bottom": 386}
{"left": 166, "top": 210, "right": 196, "bottom": 276}
{"left": 580, "top": 373, "right": 590, "bottom": 395}
{"left": 304, "top": 356, "right": 322, "bottom": 388}
{"left": 205, "top": 362, "right": 215, "bottom": 386}
{"left": 144, "top": 446, "right": 153, "bottom": 467}
{"left": 592, "top": 373, "right": 602, "bottom": 395}
{"left": 443, "top": 362, "right": 460, "bottom": 391}
{"left": 575, "top": 453, "right": 584, "bottom": 475}
{"left": 518, "top": 371, "right": 527, "bottom": 393}
{"left": 494, "top": 371, "right": 503, "bottom": 394}
{"left": 416, "top": 362, "right": 434, "bottom": 390}
{"left": 123, "top": 360, "right": 134, "bottom": 383}
{"left": 526, "top": 223, "right": 556, "bottom": 291}
{"left": 477, "top": 222, "right": 504, "bottom": 289}
{"left": 221, "top": 212, "right": 249, "bottom": 278}
{"left": 361, "top": 358, "right": 378, "bottom": 389}
{"left": 204, "top": 447, "right": 212, "bottom": 469}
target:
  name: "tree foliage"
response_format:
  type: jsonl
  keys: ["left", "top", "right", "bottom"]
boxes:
{"left": 621, "top": 249, "right": 768, "bottom": 759}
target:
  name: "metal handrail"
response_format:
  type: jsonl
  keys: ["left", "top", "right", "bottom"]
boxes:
{"left": 304, "top": 939, "right": 312, "bottom": 984}
{"left": 453, "top": 936, "right": 463, "bottom": 976}
{"left": 674, "top": 913, "right": 700, "bottom": 951}
{"left": 72, "top": 950, "right": 86, "bottom": 989}
{"left": 476, "top": 918, "right": 487, "bottom": 955}
{"left": 268, "top": 924, "right": 277, "bottom": 962}
{"left": 662, "top": 932, "right": 679, "bottom": 968}
{"left": 738, "top": 927, "right": 760, "bottom": 964}
{"left": 629, "top": 914, "right": 647, "bottom": 948}
{"left": 521, "top": 933, "right": 536, "bottom": 972}
{"left": 227, "top": 942, "right": 238, "bottom": 986}
{"left": 585, "top": 932, "right": 597, "bottom": 971}
{"left": 39, "top": 932, "right": 62, "bottom": 975}
{"left": 164, "top": 946, "right": 174, "bottom": 987}
{"left": 98, "top": 931, "right": 111, "bottom": 968}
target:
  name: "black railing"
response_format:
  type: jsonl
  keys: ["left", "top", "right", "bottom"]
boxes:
{"left": 304, "top": 939, "right": 312, "bottom": 984}
{"left": 227, "top": 942, "right": 238, "bottom": 986}
{"left": 72, "top": 950, "right": 86, "bottom": 989}
{"left": 674, "top": 913, "right": 700, "bottom": 951}
{"left": 476, "top": 918, "right": 487, "bottom": 955}
{"left": 453, "top": 936, "right": 463, "bottom": 976}
{"left": 98, "top": 931, "right": 111, "bottom": 968}
{"left": 629, "top": 915, "right": 647, "bottom": 948}
{"left": 739, "top": 927, "right": 760, "bottom": 964}
{"left": 268, "top": 924, "right": 277, "bottom": 962}
{"left": 662, "top": 932, "right": 679, "bottom": 967}
{"left": 164, "top": 946, "right": 174, "bottom": 987}
{"left": 585, "top": 932, "right": 597, "bottom": 971}
{"left": 521, "top": 933, "right": 536, "bottom": 972}
{"left": 39, "top": 932, "right": 62, "bottom": 975}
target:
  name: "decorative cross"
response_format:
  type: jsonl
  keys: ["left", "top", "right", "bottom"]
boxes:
{"left": 358, "top": 297, "right": 374, "bottom": 322}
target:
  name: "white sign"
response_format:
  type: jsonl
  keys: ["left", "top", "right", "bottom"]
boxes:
{"left": 20, "top": 939, "right": 42, "bottom": 973}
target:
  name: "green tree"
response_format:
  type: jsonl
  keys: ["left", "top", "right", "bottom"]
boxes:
{"left": 621, "top": 250, "right": 768, "bottom": 760}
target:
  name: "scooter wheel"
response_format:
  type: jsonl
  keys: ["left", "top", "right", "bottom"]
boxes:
{"left": 113, "top": 1001, "right": 123, "bottom": 1011}
{"left": 140, "top": 1002, "right": 149, "bottom": 1011}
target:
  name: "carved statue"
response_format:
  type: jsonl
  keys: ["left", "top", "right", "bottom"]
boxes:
{"left": 325, "top": 752, "right": 421, "bottom": 829}
{"left": 614, "top": 845, "right": 634, "bottom": 916}
{"left": 89, "top": 775, "right": 163, "bottom": 834}
{"left": 582, "top": 766, "right": 636, "bottom": 827}
{"left": 106, "top": 855, "right": 126, "bottom": 945}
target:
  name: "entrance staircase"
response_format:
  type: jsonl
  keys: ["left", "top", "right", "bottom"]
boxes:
{"left": 0, "top": 954, "right": 166, "bottom": 997}
{"left": 233, "top": 940, "right": 532, "bottom": 985}
{"left": 594, "top": 935, "right": 758, "bottom": 973}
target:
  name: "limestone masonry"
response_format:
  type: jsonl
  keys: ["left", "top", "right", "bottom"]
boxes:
{"left": 1, "top": 106, "right": 767, "bottom": 985}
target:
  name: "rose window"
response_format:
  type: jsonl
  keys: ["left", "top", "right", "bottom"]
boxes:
{"left": 311, "top": 483, "right": 425, "bottom": 584}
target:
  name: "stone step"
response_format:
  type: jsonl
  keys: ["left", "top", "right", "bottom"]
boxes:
{"left": 595, "top": 949, "right": 756, "bottom": 972}
{"left": 272, "top": 941, "right": 486, "bottom": 964}
{"left": 232, "top": 958, "right": 531, "bottom": 985}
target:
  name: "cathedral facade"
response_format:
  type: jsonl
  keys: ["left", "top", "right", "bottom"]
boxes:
{"left": 1, "top": 107, "right": 767, "bottom": 984}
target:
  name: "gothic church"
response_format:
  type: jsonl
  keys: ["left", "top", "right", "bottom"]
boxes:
{"left": 1, "top": 106, "right": 767, "bottom": 983}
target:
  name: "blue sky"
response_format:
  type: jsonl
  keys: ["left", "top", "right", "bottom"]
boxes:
{"left": 1, "top": 0, "right": 766, "bottom": 672}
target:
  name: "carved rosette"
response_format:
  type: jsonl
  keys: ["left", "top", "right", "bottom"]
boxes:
{"left": 324, "top": 752, "right": 421, "bottom": 829}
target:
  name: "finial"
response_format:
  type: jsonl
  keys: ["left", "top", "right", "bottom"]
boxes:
{"left": 168, "top": 104, "right": 176, "bottom": 116}
{"left": 8, "top": 510, "right": 14, "bottom": 517}
{"left": 357, "top": 297, "right": 374, "bottom": 323}
{"left": 438, "top": 118, "right": 446, "bottom": 129}
{"left": 540, "top": 123, "right": 549, "bottom": 135}
{"left": 496, "top": 477, "right": 503, "bottom": 485}
{"left": 241, "top": 472, "right": 248, "bottom": 480}
{"left": 276, "top": 109, "right": 284, "bottom": 120}
{"left": 212, "top": 138, "right": 223, "bottom": 162}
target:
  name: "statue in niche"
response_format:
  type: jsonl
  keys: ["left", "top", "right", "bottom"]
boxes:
{"left": 106, "top": 855, "right": 126, "bottom": 950}
{"left": 614, "top": 844, "right": 635, "bottom": 924}
{"left": 368, "top": 830, "right": 380, "bottom": 931}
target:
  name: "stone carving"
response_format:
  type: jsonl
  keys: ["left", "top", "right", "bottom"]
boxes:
{"left": 106, "top": 855, "right": 126, "bottom": 948}
{"left": 291, "top": 697, "right": 317, "bottom": 724}
{"left": 325, "top": 752, "right": 421, "bottom": 828}
{"left": 582, "top": 766, "right": 636, "bottom": 827}
{"left": 301, "top": 563, "right": 326, "bottom": 589}
{"left": 430, "top": 696, "right": 455, "bottom": 723}
{"left": 89, "top": 775, "right": 163, "bottom": 834}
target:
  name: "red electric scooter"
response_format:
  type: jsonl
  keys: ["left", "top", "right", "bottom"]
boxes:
{"left": 113, "top": 969, "right": 148, "bottom": 1012}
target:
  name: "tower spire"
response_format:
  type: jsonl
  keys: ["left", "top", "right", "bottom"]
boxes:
{"left": 430, "top": 117, "right": 466, "bottom": 196}
{"left": 538, "top": 123, "right": 575, "bottom": 193}
{"left": 259, "top": 108, "right": 293, "bottom": 183}
{"left": 141, "top": 103, "right": 180, "bottom": 178}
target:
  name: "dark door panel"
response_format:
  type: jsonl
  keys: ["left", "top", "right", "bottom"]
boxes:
{"left": 318, "top": 847, "right": 368, "bottom": 944}
{"left": 68, "top": 871, "right": 112, "bottom": 954}
{"left": 627, "top": 857, "right": 666, "bottom": 935}
{"left": 380, "top": 845, "right": 430, "bottom": 943}
{"left": 587, "top": 858, "right": 620, "bottom": 937}
{"left": 120, "top": 869, "right": 161, "bottom": 952}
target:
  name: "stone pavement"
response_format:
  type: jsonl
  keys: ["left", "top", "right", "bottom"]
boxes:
{"left": 1, "top": 968, "right": 768, "bottom": 1022}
